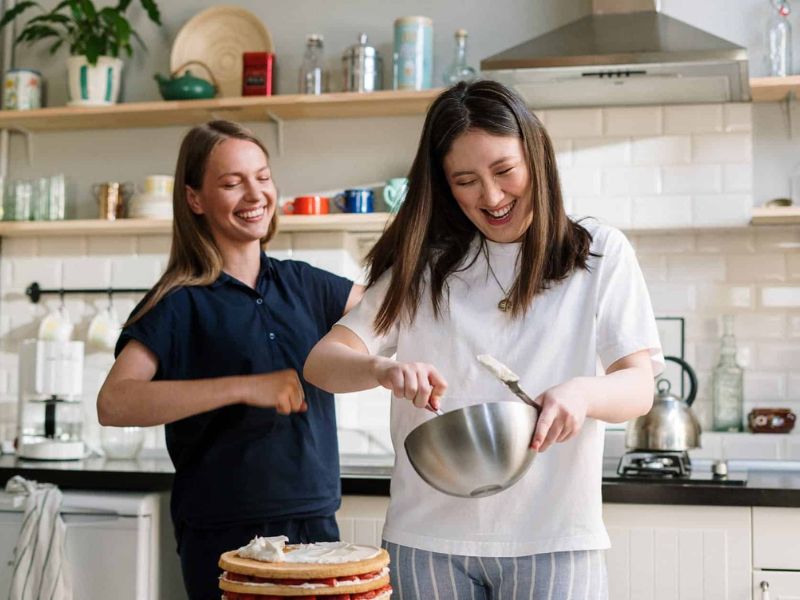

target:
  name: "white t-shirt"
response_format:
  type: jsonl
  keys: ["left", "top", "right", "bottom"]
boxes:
{"left": 337, "top": 222, "right": 664, "bottom": 557}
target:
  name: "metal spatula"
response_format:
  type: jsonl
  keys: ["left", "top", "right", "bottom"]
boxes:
{"left": 476, "top": 354, "right": 542, "bottom": 411}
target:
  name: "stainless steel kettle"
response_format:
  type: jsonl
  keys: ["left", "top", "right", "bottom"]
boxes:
{"left": 625, "top": 356, "right": 701, "bottom": 451}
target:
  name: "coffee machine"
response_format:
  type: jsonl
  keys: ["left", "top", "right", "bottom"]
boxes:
{"left": 16, "top": 339, "right": 85, "bottom": 460}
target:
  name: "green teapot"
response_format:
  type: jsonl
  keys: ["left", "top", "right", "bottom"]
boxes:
{"left": 155, "top": 61, "right": 217, "bottom": 101}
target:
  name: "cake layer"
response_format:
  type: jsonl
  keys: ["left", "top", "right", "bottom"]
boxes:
{"left": 221, "top": 587, "right": 392, "bottom": 600}
{"left": 220, "top": 574, "right": 390, "bottom": 596}
{"left": 219, "top": 548, "right": 390, "bottom": 580}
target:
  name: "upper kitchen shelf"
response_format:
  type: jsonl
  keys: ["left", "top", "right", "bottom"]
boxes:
{"left": 0, "top": 208, "right": 795, "bottom": 237}
{"left": 0, "top": 214, "right": 392, "bottom": 237}
{"left": 0, "top": 89, "right": 443, "bottom": 132}
{"left": 0, "top": 78, "right": 793, "bottom": 133}
{"left": 749, "top": 76, "right": 800, "bottom": 103}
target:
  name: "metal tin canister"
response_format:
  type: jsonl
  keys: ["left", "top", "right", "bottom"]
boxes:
{"left": 3, "top": 68, "right": 42, "bottom": 110}
{"left": 393, "top": 16, "right": 433, "bottom": 90}
{"left": 342, "top": 33, "right": 383, "bottom": 92}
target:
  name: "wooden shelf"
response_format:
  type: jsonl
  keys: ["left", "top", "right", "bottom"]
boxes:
{"left": 750, "top": 76, "right": 800, "bottom": 102}
{"left": 0, "top": 213, "right": 392, "bottom": 237}
{"left": 750, "top": 206, "right": 800, "bottom": 225}
{"left": 0, "top": 89, "right": 442, "bottom": 132}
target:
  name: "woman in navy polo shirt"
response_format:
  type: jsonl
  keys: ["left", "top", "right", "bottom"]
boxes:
{"left": 97, "top": 120, "right": 362, "bottom": 600}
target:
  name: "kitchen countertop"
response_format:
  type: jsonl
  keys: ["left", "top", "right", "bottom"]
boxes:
{"left": 3, "top": 454, "right": 800, "bottom": 507}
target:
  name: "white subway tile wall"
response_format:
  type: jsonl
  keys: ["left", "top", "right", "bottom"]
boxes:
{"left": 1, "top": 104, "right": 798, "bottom": 457}
{"left": 544, "top": 103, "right": 752, "bottom": 229}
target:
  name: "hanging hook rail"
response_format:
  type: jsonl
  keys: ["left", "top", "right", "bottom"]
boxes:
{"left": 26, "top": 281, "right": 150, "bottom": 304}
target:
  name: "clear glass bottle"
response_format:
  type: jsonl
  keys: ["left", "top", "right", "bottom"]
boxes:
{"left": 442, "top": 29, "right": 477, "bottom": 86}
{"left": 299, "top": 34, "right": 328, "bottom": 95}
{"left": 768, "top": 0, "right": 792, "bottom": 77}
{"left": 712, "top": 315, "right": 745, "bottom": 432}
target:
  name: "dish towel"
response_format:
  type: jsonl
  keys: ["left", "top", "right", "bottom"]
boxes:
{"left": 5, "top": 475, "right": 72, "bottom": 600}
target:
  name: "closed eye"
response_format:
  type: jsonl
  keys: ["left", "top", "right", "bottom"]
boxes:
{"left": 455, "top": 179, "right": 477, "bottom": 187}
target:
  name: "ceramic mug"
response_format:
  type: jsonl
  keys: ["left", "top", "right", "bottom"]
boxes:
{"left": 383, "top": 178, "right": 408, "bottom": 212}
{"left": 283, "top": 196, "right": 330, "bottom": 215}
{"left": 38, "top": 304, "right": 73, "bottom": 342}
{"left": 87, "top": 304, "right": 121, "bottom": 351}
{"left": 144, "top": 175, "right": 174, "bottom": 197}
{"left": 335, "top": 189, "right": 374, "bottom": 213}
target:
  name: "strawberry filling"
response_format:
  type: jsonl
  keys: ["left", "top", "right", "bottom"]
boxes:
{"left": 224, "top": 569, "right": 383, "bottom": 586}
{"left": 221, "top": 583, "right": 392, "bottom": 600}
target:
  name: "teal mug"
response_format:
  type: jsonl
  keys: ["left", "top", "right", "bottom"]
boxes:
{"left": 383, "top": 178, "right": 408, "bottom": 213}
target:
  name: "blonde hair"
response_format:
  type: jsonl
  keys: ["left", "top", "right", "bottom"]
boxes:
{"left": 126, "top": 121, "right": 278, "bottom": 326}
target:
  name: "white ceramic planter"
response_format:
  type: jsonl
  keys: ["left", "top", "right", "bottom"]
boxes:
{"left": 66, "top": 55, "right": 123, "bottom": 106}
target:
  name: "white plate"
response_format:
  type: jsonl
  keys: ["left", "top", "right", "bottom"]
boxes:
{"left": 170, "top": 6, "right": 274, "bottom": 98}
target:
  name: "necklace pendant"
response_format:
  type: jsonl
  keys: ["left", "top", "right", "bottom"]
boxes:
{"left": 498, "top": 298, "right": 512, "bottom": 312}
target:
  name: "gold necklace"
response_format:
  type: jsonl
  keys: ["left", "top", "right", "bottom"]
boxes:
{"left": 483, "top": 246, "right": 512, "bottom": 312}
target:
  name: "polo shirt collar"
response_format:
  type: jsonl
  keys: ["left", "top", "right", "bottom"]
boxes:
{"left": 210, "top": 251, "right": 274, "bottom": 289}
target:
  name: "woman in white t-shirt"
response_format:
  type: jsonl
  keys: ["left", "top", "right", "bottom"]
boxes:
{"left": 305, "top": 80, "right": 663, "bottom": 599}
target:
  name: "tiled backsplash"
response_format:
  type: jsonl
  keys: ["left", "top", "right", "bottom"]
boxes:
{"left": 0, "top": 225, "right": 797, "bottom": 457}
{"left": 1, "top": 103, "right": 798, "bottom": 460}
{"left": 545, "top": 103, "right": 753, "bottom": 228}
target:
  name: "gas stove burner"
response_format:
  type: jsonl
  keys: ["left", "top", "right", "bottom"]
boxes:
{"left": 617, "top": 450, "right": 691, "bottom": 478}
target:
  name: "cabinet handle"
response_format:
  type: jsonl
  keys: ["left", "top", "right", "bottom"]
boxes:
{"left": 760, "top": 580, "right": 770, "bottom": 600}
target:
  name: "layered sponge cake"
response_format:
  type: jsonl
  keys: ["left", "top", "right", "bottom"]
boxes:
{"left": 219, "top": 535, "right": 392, "bottom": 599}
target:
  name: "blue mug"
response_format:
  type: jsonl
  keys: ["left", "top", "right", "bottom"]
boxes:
{"left": 335, "top": 188, "right": 374, "bottom": 213}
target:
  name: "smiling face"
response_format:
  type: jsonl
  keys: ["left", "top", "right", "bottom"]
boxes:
{"left": 186, "top": 138, "right": 277, "bottom": 248}
{"left": 443, "top": 129, "right": 533, "bottom": 243}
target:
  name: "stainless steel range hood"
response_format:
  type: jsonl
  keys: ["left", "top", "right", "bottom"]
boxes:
{"left": 480, "top": 0, "right": 750, "bottom": 108}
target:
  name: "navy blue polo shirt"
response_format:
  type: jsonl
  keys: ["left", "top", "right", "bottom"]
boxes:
{"left": 115, "top": 253, "right": 352, "bottom": 528}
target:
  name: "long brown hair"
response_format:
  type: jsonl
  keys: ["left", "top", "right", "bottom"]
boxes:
{"left": 366, "top": 80, "right": 594, "bottom": 334}
{"left": 126, "top": 120, "right": 278, "bottom": 326}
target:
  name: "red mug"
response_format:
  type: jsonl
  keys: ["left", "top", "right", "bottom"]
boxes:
{"left": 283, "top": 196, "right": 329, "bottom": 215}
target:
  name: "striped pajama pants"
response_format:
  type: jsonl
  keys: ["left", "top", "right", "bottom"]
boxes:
{"left": 383, "top": 541, "right": 608, "bottom": 600}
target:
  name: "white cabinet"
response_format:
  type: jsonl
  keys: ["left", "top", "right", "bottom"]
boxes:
{"left": 752, "top": 571, "right": 800, "bottom": 599}
{"left": 752, "top": 507, "right": 800, "bottom": 598}
{"left": 603, "top": 503, "right": 751, "bottom": 600}
{"left": 336, "top": 495, "right": 388, "bottom": 547}
{"left": 753, "top": 507, "right": 800, "bottom": 570}
{"left": 0, "top": 489, "right": 184, "bottom": 600}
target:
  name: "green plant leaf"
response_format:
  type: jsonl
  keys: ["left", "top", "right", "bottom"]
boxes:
{"left": 138, "top": 0, "right": 161, "bottom": 25}
{"left": 48, "top": 38, "right": 65, "bottom": 55}
{"left": 79, "top": 0, "right": 97, "bottom": 20}
{"left": 16, "top": 24, "right": 61, "bottom": 44}
{"left": 116, "top": 0, "right": 133, "bottom": 12}
{"left": 85, "top": 35, "right": 104, "bottom": 64}
{"left": 0, "top": 1, "right": 43, "bottom": 30}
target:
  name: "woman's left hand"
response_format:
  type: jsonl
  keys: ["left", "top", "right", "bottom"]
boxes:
{"left": 530, "top": 379, "right": 589, "bottom": 452}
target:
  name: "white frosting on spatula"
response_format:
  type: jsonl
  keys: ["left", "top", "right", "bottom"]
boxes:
{"left": 477, "top": 354, "right": 519, "bottom": 383}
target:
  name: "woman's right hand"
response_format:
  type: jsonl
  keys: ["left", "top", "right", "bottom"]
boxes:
{"left": 244, "top": 369, "right": 307, "bottom": 415}
{"left": 372, "top": 358, "right": 448, "bottom": 411}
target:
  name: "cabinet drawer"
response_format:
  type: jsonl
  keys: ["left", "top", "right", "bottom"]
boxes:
{"left": 753, "top": 571, "right": 800, "bottom": 599}
{"left": 753, "top": 507, "right": 800, "bottom": 570}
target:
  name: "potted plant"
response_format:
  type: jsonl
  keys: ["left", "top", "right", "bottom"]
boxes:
{"left": 0, "top": 0, "right": 162, "bottom": 106}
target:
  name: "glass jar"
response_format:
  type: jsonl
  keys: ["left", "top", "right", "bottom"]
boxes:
{"left": 712, "top": 315, "right": 744, "bottom": 432}
{"left": 298, "top": 34, "right": 327, "bottom": 95}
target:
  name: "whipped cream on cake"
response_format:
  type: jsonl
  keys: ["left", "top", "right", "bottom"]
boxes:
{"left": 237, "top": 536, "right": 381, "bottom": 564}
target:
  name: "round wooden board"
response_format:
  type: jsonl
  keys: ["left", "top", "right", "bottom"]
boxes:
{"left": 219, "top": 573, "right": 390, "bottom": 596}
{"left": 219, "top": 547, "right": 390, "bottom": 579}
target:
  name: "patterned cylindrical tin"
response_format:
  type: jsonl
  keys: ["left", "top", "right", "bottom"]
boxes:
{"left": 393, "top": 16, "right": 433, "bottom": 90}
{"left": 2, "top": 69, "right": 42, "bottom": 110}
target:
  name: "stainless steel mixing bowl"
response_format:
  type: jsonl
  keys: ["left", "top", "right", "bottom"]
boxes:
{"left": 404, "top": 402, "right": 539, "bottom": 498}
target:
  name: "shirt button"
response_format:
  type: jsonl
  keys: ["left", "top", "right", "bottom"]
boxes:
{"left": 268, "top": 332, "right": 276, "bottom": 340}
{"left": 256, "top": 298, "right": 263, "bottom": 305}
